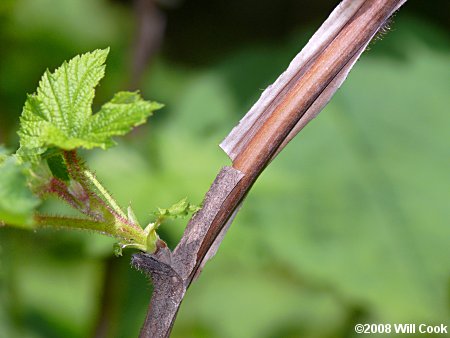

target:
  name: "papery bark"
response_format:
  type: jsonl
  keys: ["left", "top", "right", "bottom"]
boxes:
{"left": 133, "top": 1, "right": 408, "bottom": 337}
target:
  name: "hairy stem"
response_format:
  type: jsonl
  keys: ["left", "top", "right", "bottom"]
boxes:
{"left": 35, "top": 214, "right": 109, "bottom": 234}
{"left": 62, "top": 150, "right": 137, "bottom": 227}
{"left": 46, "top": 177, "right": 83, "bottom": 211}
{"left": 38, "top": 150, "right": 149, "bottom": 249}
{"left": 83, "top": 169, "right": 127, "bottom": 220}
{"left": 35, "top": 214, "right": 147, "bottom": 247}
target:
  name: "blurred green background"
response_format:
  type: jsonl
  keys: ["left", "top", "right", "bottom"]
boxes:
{"left": 0, "top": 0, "right": 449, "bottom": 337}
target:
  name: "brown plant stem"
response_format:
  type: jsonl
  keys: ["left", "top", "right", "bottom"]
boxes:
{"left": 132, "top": 1, "right": 408, "bottom": 337}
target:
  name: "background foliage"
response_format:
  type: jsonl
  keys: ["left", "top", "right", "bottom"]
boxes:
{"left": 0, "top": 0, "right": 449, "bottom": 337}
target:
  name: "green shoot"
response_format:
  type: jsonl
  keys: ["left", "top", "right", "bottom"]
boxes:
{"left": 0, "top": 49, "right": 198, "bottom": 255}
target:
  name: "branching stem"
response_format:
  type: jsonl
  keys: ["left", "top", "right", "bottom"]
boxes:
{"left": 37, "top": 150, "right": 150, "bottom": 251}
{"left": 132, "top": 1, "right": 409, "bottom": 337}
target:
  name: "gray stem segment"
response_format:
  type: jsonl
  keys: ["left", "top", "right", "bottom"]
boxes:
{"left": 132, "top": 248, "right": 184, "bottom": 338}
{"left": 132, "top": 167, "right": 244, "bottom": 337}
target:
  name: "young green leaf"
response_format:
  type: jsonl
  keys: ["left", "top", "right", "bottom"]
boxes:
{"left": 17, "top": 48, "right": 162, "bottom": 160}
{"left": 80, "top": 91, "right": 163, "bottom": 149}
{"left": 154, "top": 198, "right": 201, "bottom": 220}
{"left": 0, "top": 157, "right": 40, "bottom": 227}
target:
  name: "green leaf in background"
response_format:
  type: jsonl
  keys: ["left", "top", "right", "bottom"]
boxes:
{"left": 0, "top": 146, "right": 9, "bottom": 163}
{"left": 17, "top": 49, "right": 162, "bottom": 160}
{"left": 0, "top": 157, "right": 39, "bottom": 227}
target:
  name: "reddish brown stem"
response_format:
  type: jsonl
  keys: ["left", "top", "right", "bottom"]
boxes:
{"left": 132, "top": 1, "right": 408, "bottom": 337}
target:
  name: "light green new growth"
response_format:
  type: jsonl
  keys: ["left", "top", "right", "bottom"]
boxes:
{"left": 113, "top": 199, "right": 200, "bottom": 256}
{"left": 154, "top": 198, "right": 201, "bottom": 221}
{"left": 0, "top": 48, "right": 199, "bottom": 255}
{"left": 17, "top": 48, "right": 163, "bottom": 161}
{"left": 139, "top": 198, "right": 200, "bottom": 253}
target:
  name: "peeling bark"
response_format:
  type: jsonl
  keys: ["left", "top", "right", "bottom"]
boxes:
{"left": 132, "top": 1, "right": 408, "bottom": 337}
